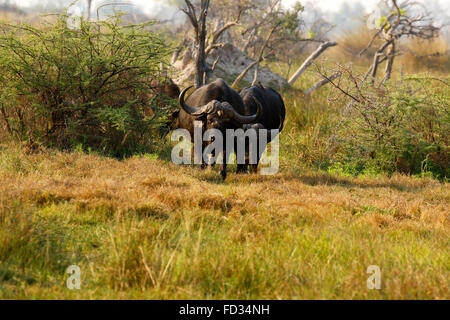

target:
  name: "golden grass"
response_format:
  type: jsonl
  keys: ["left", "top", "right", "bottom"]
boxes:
{"left": 0, "top": 144, "right": 448, "bottom": 299}
{"left": 402, "top": 37, "right": 450, "bottom": 74}
{"left": 335, "top": 26, "right": 383, "bottom": 63}
{"left": 0, "top": 7, "right": 448, "bottom": 300}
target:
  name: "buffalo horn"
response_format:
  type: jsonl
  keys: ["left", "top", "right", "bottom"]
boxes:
{"left": 232, "top": 97, "right": 263, "bottom": 124}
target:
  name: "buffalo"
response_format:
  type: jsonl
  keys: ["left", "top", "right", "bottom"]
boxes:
{"left": 149, "top": 78, "right": 181, "bottom": 101}
{"left": 238, "top": 83, "right": 286, "bottom": 173}
{"left": 174, "top": 78, "right": 262, "bottom": 179}
{"left": 145, "top": 78, "right": 181, "bottom": 135}
{"left": 147, "top": 77, "right": 181, "bottom": 115}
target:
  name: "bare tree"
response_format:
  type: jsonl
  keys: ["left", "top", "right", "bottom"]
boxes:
{"left": 278, "top": 6, "right": 335, "bottom": 79}
{"left": 86, "top": 0, "right": 92, "bottom": 21}
{"left": 232, "top": 0, "right": 305, "bottom": 88}
{"left": 182, "top": 0, "right": 210, "bottom": 88}
{"left": 228, "top": 0, "right": 336, "bottom": 90}
{"left": 334, "top": 0, "right": 444, "bottom": 112}
{"left": 176, "top": 0, "right": 336, "bottom": 93}
{"left": 251, "top": 19, "right": 281, "bottom": 86}
{"left": 181, "top": 0, "right": 247, "bottom": 87}
{"left": 360, "top": 0, "right": 441, "bottom": 84}
{"left": 205, "top": 5, "right": 247, "bottom": 56}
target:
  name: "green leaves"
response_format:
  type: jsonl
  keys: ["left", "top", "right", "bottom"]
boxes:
{"left": 95, "top": 103, "right": 136, "bottom": 133}
{"left": 0, "top": 11, "right": 171, "bottom": 157}
{"left": 377, "top": 16, "right": 386, "bottom": 27}
{"left": 335, "top": 75, "right": 449, "bottom": 179}
{"left": 276, "top": 1, "right": 304, "bottom": 37}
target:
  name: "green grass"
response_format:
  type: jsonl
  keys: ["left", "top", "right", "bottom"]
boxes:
{"left": 0, "top": 144, "right": 448, "bottom": 299}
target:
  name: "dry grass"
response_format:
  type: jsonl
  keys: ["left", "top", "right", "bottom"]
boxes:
{"left": 0, "top": 144, "right": 448, "bottom": 299}
{"left": 402, "top": 37, "right": 450, "bottom": 74}
{"left": 335, "top": 26, "right": 383, "bottom": 64}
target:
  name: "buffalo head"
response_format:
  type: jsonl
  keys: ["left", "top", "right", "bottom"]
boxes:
{"left": 179, "top": 86, "right": 262, "bottom": 131}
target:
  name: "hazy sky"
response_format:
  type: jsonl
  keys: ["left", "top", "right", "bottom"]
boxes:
{"left": 287, "top": 0, "right": 450, "bottom": 13}
{"left": 15, "top": 0, "right": 450, "bottom": 11}
{"left": 14, "top": 0, "right": 450, "bottom": 24}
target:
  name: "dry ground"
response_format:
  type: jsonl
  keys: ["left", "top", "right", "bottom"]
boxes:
{"left": 0, "top": 145, "right": 448, "bottom": 299}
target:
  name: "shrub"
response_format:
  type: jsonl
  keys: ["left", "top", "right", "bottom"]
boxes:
{"left": 332, "top": 75, "right": 449, "bottom": 179}
{"left": 0, "top": 10, "right": 171, "bottom": 156}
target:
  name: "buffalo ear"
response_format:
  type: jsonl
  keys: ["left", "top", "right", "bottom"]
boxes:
{"left": 168, "top": 109, "right": 179, "bottom": 121}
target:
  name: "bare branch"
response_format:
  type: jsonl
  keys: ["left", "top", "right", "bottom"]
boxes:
{"left": 231, "top": 60, "right": 259, "bottom": 89}
{"left": 181, "top": 0, "right": 199, "bottom": 41}
{"left": 252, "top": 22, "right": 280, "bottom": 85}
{"left": 314, "top": 65, "right": 360, "bottom": 103}
{"left": 211, "top": 55, "right": 221, "bottom": 71}
{"left": 305, "top": 73, "right": 341, "bottom": 95}
{"left": 205, "top": 42, "right": 226, "bottom": 56}
{"left": 288, "top": 41, "right": 338, "bottom": 85}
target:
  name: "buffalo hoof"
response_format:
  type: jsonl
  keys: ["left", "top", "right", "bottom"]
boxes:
{"left": 236, "top": 165, "right": 248, "bottom": 174}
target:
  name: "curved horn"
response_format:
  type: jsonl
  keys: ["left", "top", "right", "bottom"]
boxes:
{"left": 179, "top": 86, "right": 201, "bottom": 115}
{"left": 233, "top": 97, "right": 263, "bottom": 124}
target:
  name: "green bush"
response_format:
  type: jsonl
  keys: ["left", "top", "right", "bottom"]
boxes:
{"left": 0, "top": 10, "right": 171, "bottom": 156}
{"left": 333, "top": 75, "right": 449, "bottom": 179}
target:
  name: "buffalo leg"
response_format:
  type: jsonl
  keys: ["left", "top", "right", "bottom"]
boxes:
{"left": 210, "top": 148, "right": 216, "bottom": 169}
{"left": 236, "top": 138, "right": 249, "bottom": 174}
{"left": 220, "top": 149, "right": 228, "bottom": 180}
{"left": 201, "top": 142, "right": 208, "bottom": 169}
{"left": 250, "top": 142, "right": 266, "bottom": 173}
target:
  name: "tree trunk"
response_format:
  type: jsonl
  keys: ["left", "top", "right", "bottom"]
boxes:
{"left": 182, "top": 0, "right": 210, "bottom": 88}
{"left": 370, "top": 53, "right": 380, "bottom": 84}
{"left": 86, "top": 0, "right": 92, "bottom": 21}
{"left": 251, "top": 24, "right": 279, "bottom": 86}
{"left": 382, "top": 42, "right": 395, "bottom": 83}
{"left": 285, "top": 59, "right": 293, "bottom": 79}
{"left": 196, "top": 28, "right": 206, "bottom": 88}
{"left": 288, "top": 41, "right": 337, "bottom": 86}
{"left": 195, "top": 1, "right": 209, "bottom": 88}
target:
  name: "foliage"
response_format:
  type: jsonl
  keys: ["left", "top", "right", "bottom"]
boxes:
{"left": 0, "top": 10, "right": 171, "bottom": 157}
{"left": 273, "top": 1, "right": 304, "bottom": 38}
{"left": 332, "top": 75, "right": 449, "bottom": 179}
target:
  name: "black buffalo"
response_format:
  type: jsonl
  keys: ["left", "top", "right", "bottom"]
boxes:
{"left": 174, "top": 78, "right": 262, "bottom": 179}
{"left": 150, "top": 78, "right": 181, "bottom": 101}
{"left": 238, "top": 84, "right": 286, "bottom": 173}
